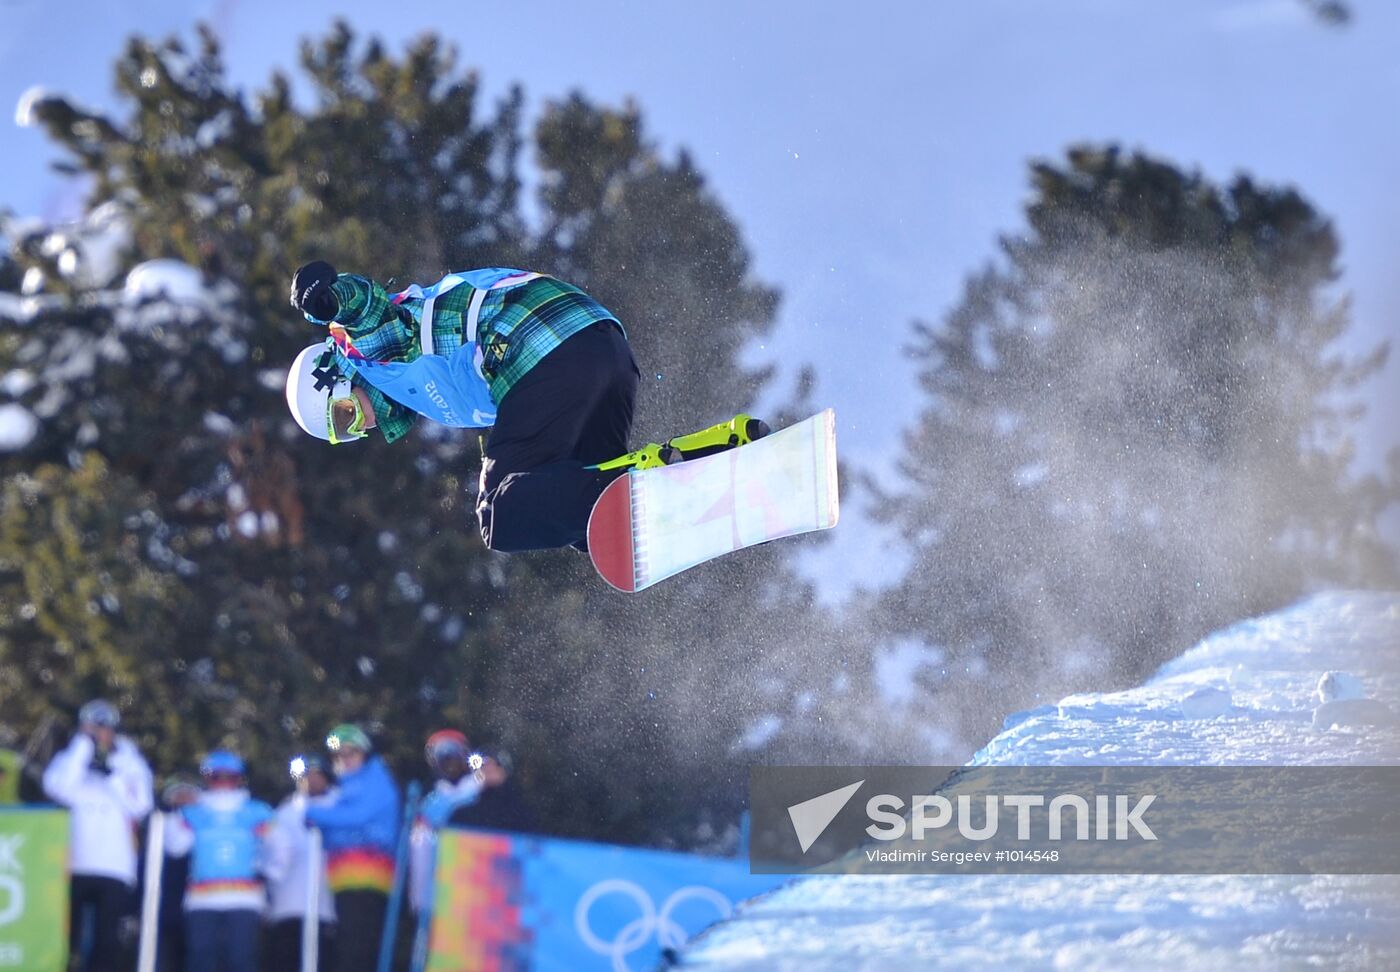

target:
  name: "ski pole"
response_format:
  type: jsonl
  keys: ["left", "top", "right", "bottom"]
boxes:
{"left": 135, "top": 811, "right": 165, "bottom": 972}
{"left": 376, "top": 780, "right": 421, "bottom": 972}
{"left": 303, "top": 826, "right": 322, "bottom": 972}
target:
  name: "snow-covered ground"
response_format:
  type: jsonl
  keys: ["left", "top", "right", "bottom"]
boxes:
{"left": 676, "top": 591, "right": 1400, "bottom": 971}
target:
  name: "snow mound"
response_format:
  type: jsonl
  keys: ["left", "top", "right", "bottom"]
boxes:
{"left": 1313, "top": 697, "right": 1397, "bottom": 730}
{"left": 1178, "top": 685, "right": 1232, "bottom": 719}
{"left": 1317, "top": 670, "right": 1365, "bottom": 703}
{"left": 678, "top": 592, "right": 1400, "bottom": 970}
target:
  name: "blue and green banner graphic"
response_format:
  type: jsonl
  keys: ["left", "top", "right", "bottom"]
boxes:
{"left": 0, "top": 808, "right": 69, "bottom": 972}
{"left": 427, "top": 827, "right": 781, "bottom": 972}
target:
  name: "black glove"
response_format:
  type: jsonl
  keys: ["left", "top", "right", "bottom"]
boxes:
{"left": 290, "top": 260, "right": 340, "bottom": 321}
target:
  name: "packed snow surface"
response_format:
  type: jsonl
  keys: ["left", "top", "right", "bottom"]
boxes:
{"left": 677, "top": 591, "right": 1400, "bottom": 971}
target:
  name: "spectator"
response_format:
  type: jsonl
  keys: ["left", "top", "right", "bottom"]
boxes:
{"left": 305, "top": 723, "right": 400, "bottom": 972}
{"left": 42, "top": 698, "right": 154, "bottom": 972}
{"left": 409, "top": 730, "right": 484, "bottom": 912}
{"left": 447, "top": 748, "right": 535, "bottom": 834}
{"left": 2, "top": 735, "right": 47, "bottom": 803}
{"left": 164, "top": 751, "right": 274, "bottom": 972}
{"left": 0, "top": 748, "right": 18, "bottom": 805}
{"left": 264, "top": 755, "right": 338, "bottom": 972}
{"left": 0, "top": 746, "right": 42, "bottom": 805}
{"left": 152, "top": 777, "right": 201, "bottom": 972}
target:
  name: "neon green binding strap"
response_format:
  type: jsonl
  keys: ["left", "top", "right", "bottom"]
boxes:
{"left": 665, "top": 413, "right": 767, "bottom": 456}
{"left": 591, "top": 442, "right": 673, "bottom": 472}
{"left": 589, "top": 415, "right": 771, "bottom": 472}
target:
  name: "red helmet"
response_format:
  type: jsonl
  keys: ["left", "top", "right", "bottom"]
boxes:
{"left": 424, "top": 729, "right": 470, "bottom": 771}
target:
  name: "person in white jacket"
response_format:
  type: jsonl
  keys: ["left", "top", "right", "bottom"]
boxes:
{"left": 264, "top": 755, "right": 339, "bottom": 972}
{"left": 42, "top": 698, "right": 154, "bottom": 972}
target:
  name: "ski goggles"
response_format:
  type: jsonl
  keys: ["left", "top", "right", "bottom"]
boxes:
{"left": 425, "top": 736, "right": 471, "bottom": 766}
{"left": 78, "top": 699, "right": 120, "bottom": 728}
{"left": 326, "top": 384, "right": 368, "bottom": 445}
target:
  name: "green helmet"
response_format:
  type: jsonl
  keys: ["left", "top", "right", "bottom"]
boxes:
{"left": 326, "top": 723, "right": 372, "bottom": 754}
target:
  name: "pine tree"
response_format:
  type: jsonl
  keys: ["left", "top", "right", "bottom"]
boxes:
{"left": 4, "top": 23, "right": 526, "bottom": 797}
{"left": 1, "top": 23, "right": 835, "bottom": 840}
{"left": 0, "top": 457, "right": 190, "bottom": 766}
{"left": 870, "top": 146, "right": 1398, "bottom": 758}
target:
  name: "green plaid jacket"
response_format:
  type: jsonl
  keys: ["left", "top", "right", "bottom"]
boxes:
{"left": 319, "top": 271, "right": 619, "bottom": 442}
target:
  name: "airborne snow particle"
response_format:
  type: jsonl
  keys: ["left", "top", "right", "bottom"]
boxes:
{"left": 737, "top": 714, "right": 783, "bottom": 751}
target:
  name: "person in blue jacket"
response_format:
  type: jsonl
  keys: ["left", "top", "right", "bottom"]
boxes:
{"left": 304, "top": 723, "right": 401, "bottom": 972}
{"left": 164, "top": 751, "right": 274, "bottom": 972}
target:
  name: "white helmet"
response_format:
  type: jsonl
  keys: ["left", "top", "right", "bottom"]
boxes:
{"left": 286, "top": 343, "right": 358, "bottom": 442}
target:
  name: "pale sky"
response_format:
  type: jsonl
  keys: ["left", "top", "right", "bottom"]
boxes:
{"left": 4, "top": 0, "right": 1398, "bottom": 589}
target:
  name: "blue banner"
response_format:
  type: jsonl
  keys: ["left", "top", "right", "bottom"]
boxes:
{"left": 427, "top": 827, "right": 782, "bottom": 972}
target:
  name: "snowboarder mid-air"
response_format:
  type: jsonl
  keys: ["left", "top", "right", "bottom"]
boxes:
{"left": 285, "top": 261, "right": 768, "bottom": 553}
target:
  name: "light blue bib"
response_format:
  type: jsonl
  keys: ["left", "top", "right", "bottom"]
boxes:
{"left": 352, "top": 268, "right": 532, "bottom": 428}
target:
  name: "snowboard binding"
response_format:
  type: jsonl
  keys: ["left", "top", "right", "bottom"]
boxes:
{"left": 592, "top": 442, "right": 676, "bottom": 473}
{"left": 666, "top": 413, "right": 771, "bottom": 461}
{"left": 590, "top": 414, "right": 772, "bottom": 473}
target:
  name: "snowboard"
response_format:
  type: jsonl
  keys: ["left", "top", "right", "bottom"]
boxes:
{"left": 587, "top": 409, "right": 840, "bottom": 592}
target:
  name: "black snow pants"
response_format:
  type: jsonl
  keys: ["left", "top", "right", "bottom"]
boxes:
{"left": 69, "top": 874, "right": 135, "bottom": 972}
{"left": 476, "top": 320, "right": 640, "bottom": 552}
{"left": 331, "top": 890, "right": 387, "bottom": 972}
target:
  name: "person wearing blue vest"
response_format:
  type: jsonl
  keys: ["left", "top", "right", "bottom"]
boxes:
{"left": 164, "top": 750, "right": 274, "bottom": 972}
{"left": 304, "top": 723, "right": 401, "bottom": 972}
{"left": 285, "top": 261, "right": 769, "bottom": 552}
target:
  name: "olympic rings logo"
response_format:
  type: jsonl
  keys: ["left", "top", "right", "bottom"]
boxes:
{"left": 573, "top": 879, "right": 734, "bottom": 971}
